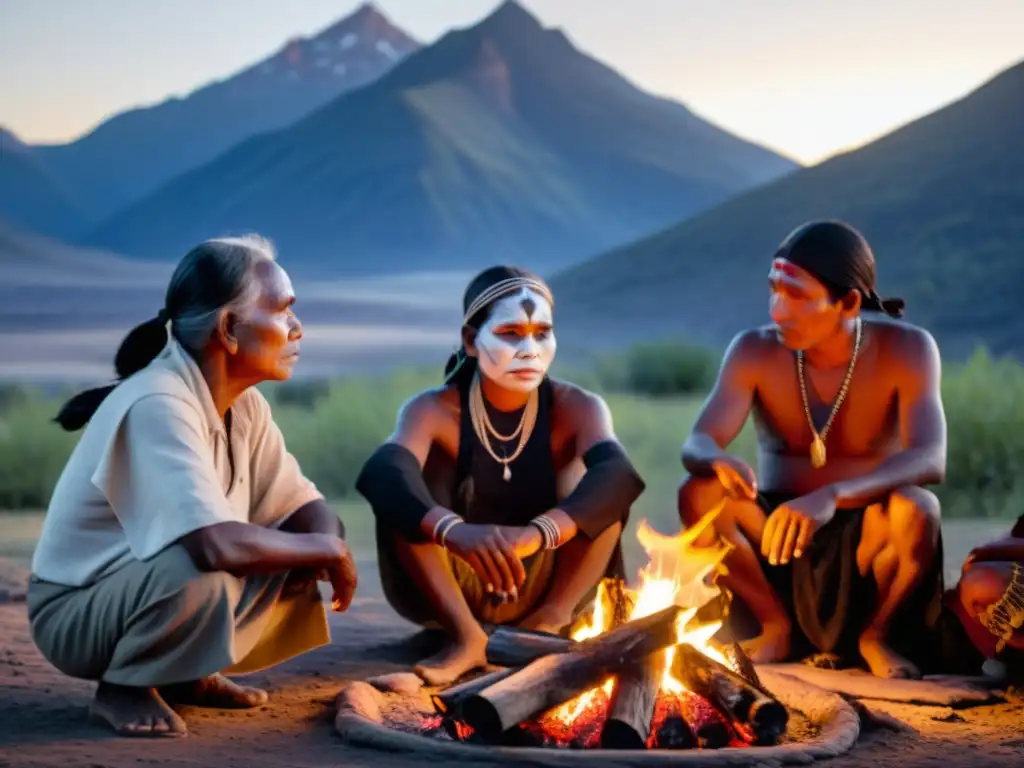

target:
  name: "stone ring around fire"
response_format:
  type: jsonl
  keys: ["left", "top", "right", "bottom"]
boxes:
{"left": 334, "top": 667, "right": 861, "bottom": 765}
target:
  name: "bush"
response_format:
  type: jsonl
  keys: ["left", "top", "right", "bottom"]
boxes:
{"left": 939, "top": 347, "right": 1024, "bottom": 518}
{"left": 0, "top": 346, "right": 1021, "bottom": 522}
{"left": 595, "top": 341, "right": 719, "bottom": 396}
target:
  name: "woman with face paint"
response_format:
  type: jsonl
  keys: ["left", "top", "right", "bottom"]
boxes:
{"left": 358, "top": 266, "right": 645, "bottom": 685}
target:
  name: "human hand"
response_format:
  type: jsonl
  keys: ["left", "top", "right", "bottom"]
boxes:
{"left": 711, "top": 455, "right": 758, "bottom": 500}
{"left": 498, "top": 525, "right": 544, "bottom": 560}
{"left": 325, "top": 539, "right": 359, "bottom": 612}
{"left": 762, "top": 487, "right": 838, "bottom": 566}
{"left": 282, "top": 567, "right": 322, "bottom": 598}
{"left": 445, "top": 523, "right": 527, "bottom": 600}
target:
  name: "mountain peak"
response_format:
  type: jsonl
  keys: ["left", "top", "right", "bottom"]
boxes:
{"left": 320, "top": 2, "right": 399, "bottom": 37}
{"left": 479, "top": 1, "right": 544, "bottom": 34}
{"left": 255, "top": 3, "right": 419, "bottom": 82}
{"left": 0, "top": 126, "right": 29, "bottom": 155}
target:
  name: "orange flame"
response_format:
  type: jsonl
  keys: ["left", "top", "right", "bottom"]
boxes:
{"left": 548, "top": 502, "right": 732, "bottom": 726}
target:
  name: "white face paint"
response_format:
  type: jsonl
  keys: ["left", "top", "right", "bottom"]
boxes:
{"left": 473, "top": 287, "right": 556, "bottom": 392}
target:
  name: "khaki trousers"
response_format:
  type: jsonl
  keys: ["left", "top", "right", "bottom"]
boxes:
{"left": 27, "top": 545, "right": 330, "bottom": 687}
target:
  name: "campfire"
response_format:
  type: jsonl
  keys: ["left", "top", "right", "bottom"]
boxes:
{"left": 426, "top": 509, "right": 791, "bottom": 751}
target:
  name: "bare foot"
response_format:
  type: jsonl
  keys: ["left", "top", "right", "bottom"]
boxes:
{"left": 740, "top": 622, "right": 792, "bottom": 663}
{"left": 89, "top": 682, "right": 187, "bottom": 738}
{"left": 414, "top": 625, "right": 489, "bottom": 686}
{"left": 859, "top": 631, "right": 921, "bottom": 679}
{"left": 160, "top": 673, "right": 269, "bottom": 708}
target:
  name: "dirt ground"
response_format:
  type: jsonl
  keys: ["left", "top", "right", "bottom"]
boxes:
{"left": 0, "top": 554, "right": 1022, "bottom": 768}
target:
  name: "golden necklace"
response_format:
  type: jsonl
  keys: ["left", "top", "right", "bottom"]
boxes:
{"left": 468, "top": 373, "right": 538, "bottom": 481}
{"left": 796, "top": 317, "right": 862, "bottom": 469}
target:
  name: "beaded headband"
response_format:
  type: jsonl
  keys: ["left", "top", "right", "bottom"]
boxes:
{"left": 462, "top": 277, "right": 553, "bottom": 326}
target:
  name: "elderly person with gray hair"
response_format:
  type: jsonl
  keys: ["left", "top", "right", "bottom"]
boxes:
{"left": 27, "top": 235, "right": 357, "bottom": 738}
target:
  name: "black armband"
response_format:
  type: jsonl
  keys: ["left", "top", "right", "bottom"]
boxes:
{"left": 355, "top": 443, "right": 437, "bottom": 542}
{"left": 558, "top": 441, "right": 645, "bottom": 540}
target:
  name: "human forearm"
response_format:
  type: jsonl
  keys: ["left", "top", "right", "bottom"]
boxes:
{"left": 355, "top": 443, "right": 440, "bottom": 542}
{"left": 279, "top": 498, "right": 345, "bottom": 539}
{"left": 552, "top": 441, "right": 644, "bottom": 541}
{"left": 828, "top": 446, "right": 945, "bottom": 505}
{"left": 181, "top": 522, "right": 345, "bottom": 576}
{"left": 681, "top": 432, "right": 729, "bottom": 476}
{"left": 969, "top": 538, "right": 1024, "bottom": 564}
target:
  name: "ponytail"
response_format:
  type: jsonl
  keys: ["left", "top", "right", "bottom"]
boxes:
{"left": 54, "top": 313, "right": 169, "bottom": 432}
{"left": 443, "top": 346, "right": 477, "bottom": 392}
{"left": 53, "top": 234, "right": 275, "bottom": 432}
{"left": 862, "top": 289, "right": 906, "bottom": 319}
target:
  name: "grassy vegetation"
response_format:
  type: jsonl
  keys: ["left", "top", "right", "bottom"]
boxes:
{"left": 1, "top": 345, "right": 1022, "bottom": 542}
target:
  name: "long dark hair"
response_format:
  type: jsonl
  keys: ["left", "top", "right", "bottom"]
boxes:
{"left": 54, "top": 235, "right": 276, "bottom": 431}
{"left": 443, "top": 265, "right": 551, "bottom": 391}
{"left": 775, "top": 220, "right": 905, "bottom": 317}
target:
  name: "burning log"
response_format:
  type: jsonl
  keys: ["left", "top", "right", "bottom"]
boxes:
{"left": 671, "top": 643, "right": 788, "bottom": 745}
{"left": 676, "top": 691, "right": 731, "bottom": 748}
{"left": 603, "top": 577, "right": 636, "bottom": 629}
{"left": 462, "top": 605, "right": 683, "bottom": 743}
{"left": 649, "top": 693, "right": 696, "bottom": 749}
{"left": 723, "top": 641, "right": 765, "bottom": 692}
{"left": 430, "top": 667, "right": 515, "bottom": 723}
{"left": 484, "top": 626, "right": 573, "bottom": 667}
{"left": 600, "top": 657, "right": 660, "bottom": 749}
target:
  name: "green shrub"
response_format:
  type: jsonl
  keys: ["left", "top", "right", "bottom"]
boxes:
{"left": 595, "top": 341, "right": 719, "bottom": 396}
{"left": 1, "top": 346, "right": 1021, "bottom": 523}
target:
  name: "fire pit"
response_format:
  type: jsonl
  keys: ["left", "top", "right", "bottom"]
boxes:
{"left": 336, "top": 516, "right": 862, "bottom": 763}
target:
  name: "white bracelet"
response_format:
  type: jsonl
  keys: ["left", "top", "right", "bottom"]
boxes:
{"left": 437, "top": 516, "right": 464, "bottom": 549}
{"left": 531, "top": 515, "right": 561, "bottom": 550}
{"left": 431, "top": 513, "right": 462, "bottom": 545}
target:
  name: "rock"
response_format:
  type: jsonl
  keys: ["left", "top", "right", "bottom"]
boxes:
{"left": 367, "top": 672, "right": 424, "bottom": 695}
{"left": 335, "top": 681, "right": 384, "bottom": 723}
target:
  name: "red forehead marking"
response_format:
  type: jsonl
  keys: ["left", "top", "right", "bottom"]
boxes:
{"left": 772, "top": 258, "right": 798, "bottom": 277}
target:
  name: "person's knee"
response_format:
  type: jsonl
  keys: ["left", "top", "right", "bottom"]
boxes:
{"left": 958, "top": 562, "right": 1009, "bottom": 613}
{"left": 678, "top": 473, "right": 726, "bottom": 525}
{"left": 887, "top": 486, "right": 941, "bottom": 557}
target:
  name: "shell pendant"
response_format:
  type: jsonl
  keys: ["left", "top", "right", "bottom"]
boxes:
{"left": 810, "top": 435, "right": 827, "bottom": 469}
{"left": 502, "top": 464, "right": 512, "bottom": 482}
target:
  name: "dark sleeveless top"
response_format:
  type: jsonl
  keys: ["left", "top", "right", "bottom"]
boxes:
{"left": 451, "top": 377, "right": 559, "bottom": 526}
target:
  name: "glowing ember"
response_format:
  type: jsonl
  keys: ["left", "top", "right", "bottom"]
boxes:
{"left": 542, "top": 504, "right": 733, "bottom": 740}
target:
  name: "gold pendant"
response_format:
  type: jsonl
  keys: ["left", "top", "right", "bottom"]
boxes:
{"left": 810, "top": 435, "right": 827, "bottom": 469}
{"left": 503, "top": 464, "right": 512, "bottom": 482}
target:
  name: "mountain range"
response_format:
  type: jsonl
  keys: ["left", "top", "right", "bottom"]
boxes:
{"left": 77, "top": 1, "right": 798, "bottom": 276}
{"left": 552, "top": 58, "right": 1024, "bottom": 360}
{"left": 19, "top": 3, "right": 420, "bottom": 232}
{"left": 0, "top": 127, "right": 87, "bottom": 238}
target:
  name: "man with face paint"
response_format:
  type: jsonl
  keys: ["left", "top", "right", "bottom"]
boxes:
{"left": 678, "top": 220, "right": 947, "bottom": 680}
{"left": 358, "top": 266, "right": 645, "bottom": 685}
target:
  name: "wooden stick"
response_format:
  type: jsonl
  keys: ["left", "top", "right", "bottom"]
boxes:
{"left": 649, "top": 693, "right": 697, "bottom": 749}
{"left": 724, "top": 641, "right": 765, "bottom": 692}
{"left": 430, "top": 668, "right": 515, "bottom": 721}
{"left": 676, "top": 691, "right": 730, "bottom": 748}
{"left": 600, "top": 656, "right": 661, "bottom": 749}
{"left": 604, "top": 577, "right": 635, "bottom": 630}
{"left": 671, "top": 643, "right": 788, "bottom": 745}
{"left": 484, "top": 625, "right": 574, "bottom": 667}
{"left": 462, "top": 605, "right": 683, "bottom": 743}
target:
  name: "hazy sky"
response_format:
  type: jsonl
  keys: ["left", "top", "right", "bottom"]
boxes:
{"left": 1, "top": 0, "right": 1021, "bottom": 164}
